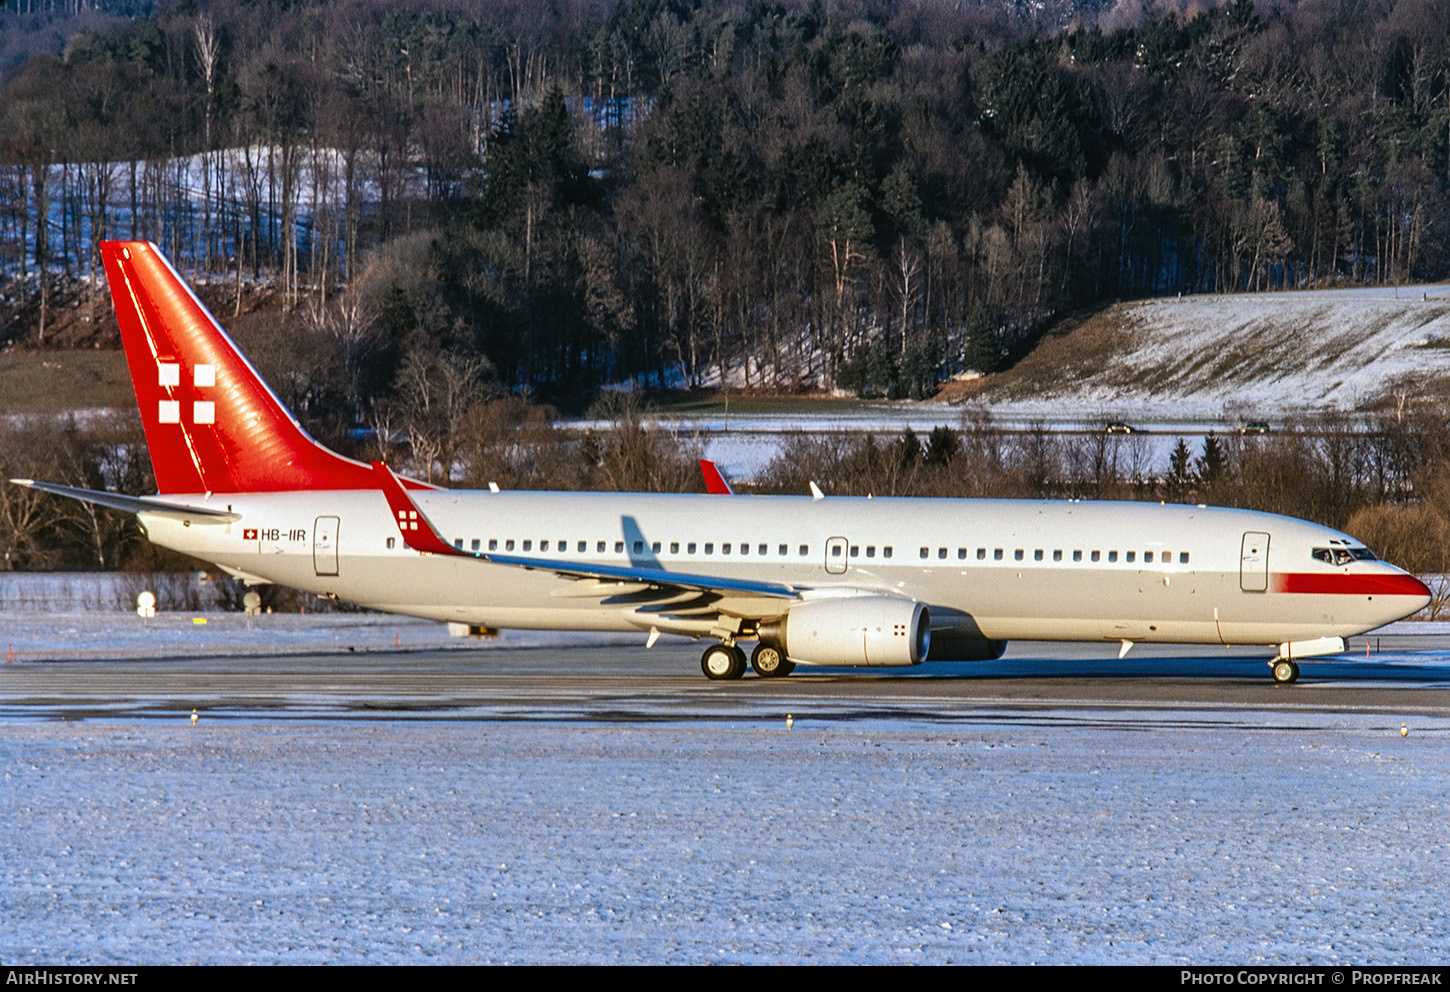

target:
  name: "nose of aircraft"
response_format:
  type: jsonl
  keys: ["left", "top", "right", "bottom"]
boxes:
{"left": 1371, "top": 568, "right": 1432, "bottom": 625}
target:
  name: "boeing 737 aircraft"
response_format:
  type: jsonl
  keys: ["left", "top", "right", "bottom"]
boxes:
{"left": 11, "top": 241, "right": 1432, "bottom": 683}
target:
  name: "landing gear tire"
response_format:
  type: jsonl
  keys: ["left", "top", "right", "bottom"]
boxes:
{"left": 701, "top": 643, "right": 746, "bottom": 680}
{"left": 1272, "top": 659, "right": 1300, "bottom": 684}
{"left": 750, "top": 643, "right": 795, "bottom": 678}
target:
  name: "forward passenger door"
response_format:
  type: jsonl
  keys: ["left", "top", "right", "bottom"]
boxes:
{"left": 1240, "top": 532, "right": 1269, "bottom": 592}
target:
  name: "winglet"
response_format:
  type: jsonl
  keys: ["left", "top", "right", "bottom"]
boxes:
{"left": 700, "top": 459, "right": 734, "bottom": 495}
{"left": 372, "top": 461, "right": 463, "bottom": 556}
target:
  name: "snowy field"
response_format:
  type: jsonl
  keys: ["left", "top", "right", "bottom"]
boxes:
{"left": 2, "top": 705, "right": 1447, "bottom": 964}
{"left": 988, "top": 285, "right": 1450, "bottom": 423}
{"left": 1, "top": 600, "right": 1448, "bottom": 963}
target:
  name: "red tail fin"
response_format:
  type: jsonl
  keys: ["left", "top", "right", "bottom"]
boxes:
{"left": 101, "top": 241, "right": 378, "bottom": 494}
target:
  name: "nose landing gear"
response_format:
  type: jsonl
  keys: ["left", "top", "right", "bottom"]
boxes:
{"left": 1271, "top": 658, "right": 1300, "bottom": 684}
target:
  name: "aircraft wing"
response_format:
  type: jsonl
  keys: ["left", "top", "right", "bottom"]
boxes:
{"left": 7, "top": 479, "right": 242, "bottom": 524}
{"left": 371, "top": 460, "right": 800, "bottom": 601}
{"left": 484, "top": 551, "right": 798, "bottom": 599}
{"left": 699, "top": 459, "right": 734, "bottom": 494}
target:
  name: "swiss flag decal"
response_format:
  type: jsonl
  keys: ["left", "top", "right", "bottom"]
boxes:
{"left": 243, "top": 528, "right": 258, "bottom": 540}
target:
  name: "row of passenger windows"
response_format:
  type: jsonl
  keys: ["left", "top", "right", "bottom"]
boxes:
{"left": 401, "top": 535, "right": 1190, "bottom": 566}
{"left": 919, "top": 547, "right": 1190, "bottom": 565}
{"left": 460, "top": 538, "right": 812, "bottom": 557}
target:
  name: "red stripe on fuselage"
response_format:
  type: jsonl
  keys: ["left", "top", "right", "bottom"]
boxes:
{"left": 1273, "top": 572, "right": 1431, "bottom": 597}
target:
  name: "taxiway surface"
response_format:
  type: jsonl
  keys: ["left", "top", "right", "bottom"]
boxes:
{"left": 4, "top": 637, "right": 1449, "bottom": 723}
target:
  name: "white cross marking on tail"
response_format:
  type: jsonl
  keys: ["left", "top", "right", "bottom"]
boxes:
{"left": 158, "top": 363, "right": 180, "bottom": 387}
{"left": 194, "top": 364, "right": 215, "bottom": 387}
{"left": 158, "top": 400, "right": 180, "bottom": 424}
{"left": 193, "top": 401, "right": 215, "bottom": 424}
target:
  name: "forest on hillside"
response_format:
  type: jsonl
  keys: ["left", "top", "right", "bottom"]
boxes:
{"left": 2, "top": 0, "right": 1449, "bottom": 416}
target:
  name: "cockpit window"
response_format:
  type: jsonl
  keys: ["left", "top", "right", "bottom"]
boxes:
{"left": 1313, "top": 547, "right": 1377, "bottom": 565}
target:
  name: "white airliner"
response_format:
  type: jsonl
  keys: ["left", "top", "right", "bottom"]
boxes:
{"left": 11, "top": 241, "right": 1432, "bottom": 683}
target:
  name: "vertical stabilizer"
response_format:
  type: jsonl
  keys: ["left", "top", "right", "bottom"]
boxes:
{"left": 101, "top": 241, "right": 379, "bottom": 494}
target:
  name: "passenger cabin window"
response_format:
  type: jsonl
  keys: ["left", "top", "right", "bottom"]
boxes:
{"left": 1072, "top": 550, "right": 1082, "bottom": 562}
{"left": 615, "top": 541, "right": 624, "bottom": 553}
{"left": 994, "top": 549, "right": 1004, "bottom": 560}
{"left": 1033, "top": 549, "right": 1043, "bottom": 561}
{"left": 1014, "top": 549, "right": 1024, "bottom": 561}
{"left": 597, "top": 541, "right": 606, "bottom": 553}
{"left": 778, "top": 544, "right": 788, "bottom": 555}
{"left": 884, "top": 547, "right": 893, "bottom": 559}
{"left": 1144, "top": 551, "right": 1154, "bottom": 563}
{"left": 577, "top": 541, "right": 586, "bottom": 552}
{"left": 489, "top": 539, "right": 498, "bottom": 551}
{"left": 387, "top": 537, "right": 395, "bottom": 550}
{"left": 1179, "top": 552, "right": 1190, "bottom": 564}
{"left": 759, "top": 544, "right": 768, "bottom": 556}
{"left": 471, "top": 539, "right": 480, "bottom": 551}
{"left": 670, "top": 542, "right": 679, "bottom": 554}
{"left": 723, "top": 543, "right": 732, "bottom": 554}
{"left": 937, "top": 547, "right": 947, "bottom": 559}
{"left": 688, "top": 543, "right": 697, "bottom": 554}
{"left": 633, "top": 541, "right": 643, "bottom": 554}
{"left": 1125, "top": 551, "right": 1135, "bottom": 563}
{"left": 978, "top": 548, "right": 987, "bottom": 560}
{"left": 800, "top": 545, "right": 809, "bottom": 556}
{"left": 920, "top": 547, "right": 929, "bottom": 559}
{"left": 866, "top": 546, "right": 876, "bottom": 558}
{"left": 958, "top": 548, "right": 967, "bottom": 560}
{"left": 1053, "top": 550, "right": 1062, "bottom": 562}
{"left": 454, "top": 539, "right": 463, "bottom": 549}
{"left": 705, "top": 543, "right": 714, "bottom": 554}
{"left": 652, "top": 542, "right": 661, "bottom": 553}
{"left": 505, "top": 539, "right": 515, "bottom": 551}
{"left": 522, "top": 540, "right": 532, "bottom": 551}
{"left": 541, "top": 540, "right": 549, "bottom": 551}
{"left": 1091, "top": 551, "right": 1100, "bottom": 562}
{"left": 1107, "top": 551, "right": 1117, "bottom": 562}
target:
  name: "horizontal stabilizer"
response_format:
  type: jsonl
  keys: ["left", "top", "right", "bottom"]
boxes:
{"left": 8, "top": 479, "right": 242, "bottom": 524}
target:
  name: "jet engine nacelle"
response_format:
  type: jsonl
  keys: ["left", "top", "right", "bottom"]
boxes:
{"left": 764, "top": 597, "right": 930, "bottom": 667}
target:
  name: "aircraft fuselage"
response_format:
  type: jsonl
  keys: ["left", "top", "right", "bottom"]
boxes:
{"left": 142, "top": 490, "right": 1426, "bottom": 649}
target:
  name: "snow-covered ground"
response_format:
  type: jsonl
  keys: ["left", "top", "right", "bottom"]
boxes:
{"left": 2, "top": 582, "right": 1448, "bottom": 963}
{"left": 2, "top": 700, "right": 1446, "bottom": 964}
{"left": 987, "top": 286, "right": 1450, "bottom": 422}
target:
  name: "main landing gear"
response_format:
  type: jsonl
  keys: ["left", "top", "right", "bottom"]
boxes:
{"left": 750, "top": 642, "right": 795, "bottom": 678}
{"left": 1271, "top": 658, "right": 1300, "bottom": 684}
{"left": 699, "top": 641, "right": 794, "bottom": 680}
{"left": 700, "top": 643, "right": 745, "bottom": 680}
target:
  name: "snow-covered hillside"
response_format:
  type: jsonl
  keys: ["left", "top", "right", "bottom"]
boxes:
{"left": 978, "top": 284, "right": 1450, "bottom": 423}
